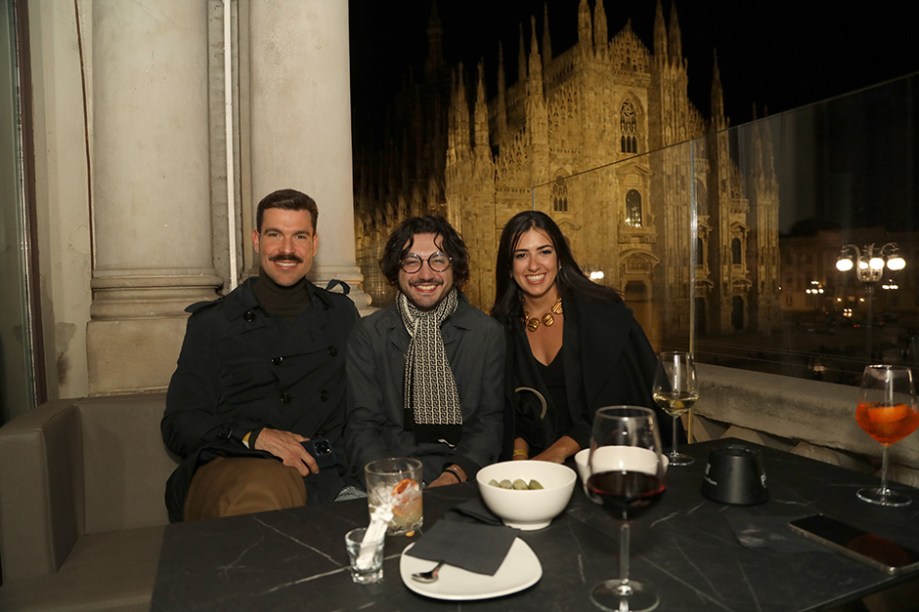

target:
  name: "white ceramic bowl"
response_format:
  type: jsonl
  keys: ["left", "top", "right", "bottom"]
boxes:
{"left": 574, "top": 447, "right": 669, "bottom": 485}
{"left": 476, "top": 460, "right": 576, "bottom": 531}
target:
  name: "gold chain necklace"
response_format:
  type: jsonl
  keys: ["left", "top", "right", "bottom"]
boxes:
{"left": 523, "top": 298, "right": 563, "bottom": 332}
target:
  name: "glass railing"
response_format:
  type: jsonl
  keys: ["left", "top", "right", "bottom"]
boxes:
{"left": 0, "top": 4, "right": 38, "bottom": 423}
{"left": 526, "top": 73, "right": 918, "bottom": 386}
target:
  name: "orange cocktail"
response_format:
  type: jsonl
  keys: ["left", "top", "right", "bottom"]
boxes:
{"left": 855, "top": 401, "right": 919, "bottom": 446}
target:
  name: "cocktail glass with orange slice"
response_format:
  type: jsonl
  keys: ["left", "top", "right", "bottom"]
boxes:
{"left": 855, "top": 365, "right": 919, "bottom": 507}
{"left": 365, "top": 457, "right": 423, "bottom": 535}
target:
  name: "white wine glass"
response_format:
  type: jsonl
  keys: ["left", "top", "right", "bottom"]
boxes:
{"left": 652, "top": 351, "right": 698, "bottom": 467}
{"left": 586, "top": 406, "right": 666, "bottom": 612}
{"left": 854, "top": 365, "right": 919, "bottom": 507}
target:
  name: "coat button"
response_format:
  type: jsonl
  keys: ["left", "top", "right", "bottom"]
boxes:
{"left": 271, "top": 356, "right": 283, "bottom": 366}
{"left": 243, "top": 310, "right": 256, "bottom": 322}
{"left": 327, "top": 346, "right": 338, "bottom": 356}
{"left": 280, "top": 393, "right": 290, "bottom": 404}
{"left": 320, "top": 389, "right": 329, "bottom": 401}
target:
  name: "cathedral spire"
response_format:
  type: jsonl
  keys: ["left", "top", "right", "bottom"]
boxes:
{"left": 474, "top": 59, "right": 490, "bottom": 159}
{"left": 668, "top": 1, "right": 683, "bottom": 66}
{"left": 518, "top": 23, "right": 527, "bottom": 82}
{"left": 577, "top": 0, "right": 592, "bottom": 53}
{"left": 711, "top": 49, "right": 727, "bottom": 129}
{"left": 424, "top": 0, "right": 444, "bottom": 77}
{"left": 453, "top": 63, "right": 471, "bottom": 155}
{"left": 593, "top": 0, "right": 608, "bottom": 55}
{"left": 542, "top": 3, "right": 553, "bottom": 77}
{"left": 497, "top": 41, "right": 508, "bottom": 137}
{"left": 528, "top": 15, "right": 543, "bottom": 90}
{"left": 653, "top": 0, "right": 668, "bottom": 64}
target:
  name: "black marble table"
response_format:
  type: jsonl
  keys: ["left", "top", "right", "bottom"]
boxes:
{"left": 151, "top": 439, "right": 919, "bottom": 611}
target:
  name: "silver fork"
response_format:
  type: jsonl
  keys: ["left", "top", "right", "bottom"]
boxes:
{"left": 410, "top": 560, "right": 445, "bottom": 583}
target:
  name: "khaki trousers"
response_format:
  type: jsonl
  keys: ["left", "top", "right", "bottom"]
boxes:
{"left": 183, "top": 457, "right": 307, "bottom": 521}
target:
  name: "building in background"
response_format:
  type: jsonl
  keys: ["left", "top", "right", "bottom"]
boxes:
{"left": 353, "top": 0, "right": 780, "bottom": 346}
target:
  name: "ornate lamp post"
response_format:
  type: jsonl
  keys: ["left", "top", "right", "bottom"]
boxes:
{"left": 805, "top": 280, "right": 825, "bottom": 324}
{"left": 835, "top": 243, "right": 906, "bottom": 359}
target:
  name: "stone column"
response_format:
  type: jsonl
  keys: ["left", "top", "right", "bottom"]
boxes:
{"left": 248, "top": 0, "right": 371, "bottom": 310}
{"left": 86, "top": 0, "right": 222, "bottom": 394}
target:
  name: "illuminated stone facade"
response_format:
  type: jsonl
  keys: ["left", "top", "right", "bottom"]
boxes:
{"left": 353, "top": 0, "right": 780, "bottom": 342}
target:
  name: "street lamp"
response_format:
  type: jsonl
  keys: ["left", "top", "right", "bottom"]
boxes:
{"left": 835, "top": 242, "right": 906, "bottom": 358}
{"left": 805, "top": 280, "right": 824, "bottom": 324}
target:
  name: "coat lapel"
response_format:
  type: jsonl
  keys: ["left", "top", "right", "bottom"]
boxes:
{"left": 570, "top": 296, "right": 633, "bottom": 407}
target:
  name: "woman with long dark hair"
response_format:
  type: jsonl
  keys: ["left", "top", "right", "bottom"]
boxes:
{"left": 491, "top": 210, "right": 675, "bottom": 462}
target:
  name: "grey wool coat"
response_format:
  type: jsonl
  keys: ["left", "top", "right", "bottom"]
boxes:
{"left": 344, "top": 293, "right": 505, "bottom": 484}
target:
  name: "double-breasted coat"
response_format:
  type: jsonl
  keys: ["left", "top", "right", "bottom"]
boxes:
{"left": 162, "top": 277, "right": 358, "bottom": 522}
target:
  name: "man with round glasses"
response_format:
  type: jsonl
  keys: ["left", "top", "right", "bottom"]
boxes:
{"left": 345, "top": 215, "right": 504, "bottom": 487}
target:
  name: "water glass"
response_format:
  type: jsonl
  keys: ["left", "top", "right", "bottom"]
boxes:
{"left": 344, "top": 527, "right": 384, "bottom": 584}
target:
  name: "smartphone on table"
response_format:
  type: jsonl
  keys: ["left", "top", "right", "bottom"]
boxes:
{"left": 789, "top": 514, "right": 919, "bottom": 575}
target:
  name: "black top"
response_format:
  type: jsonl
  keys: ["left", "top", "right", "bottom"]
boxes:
{"left": 253, "top": 268, "right": 311, "bottom": 319}
{"left": 503, "top": 292, "right": 675, "bottom": 457}
{"left": 534, "top": 349, "right": 572, "bottom": 445}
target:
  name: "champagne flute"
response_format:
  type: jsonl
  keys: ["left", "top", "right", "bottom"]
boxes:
{"left": 854, "top": 365, "right": 919, "bottom": 507}
{"left": 652, "top": 351, "right": 698, "bottom": 466}
{"left": 586, "top": 406, "right": 666, "bottom": 612}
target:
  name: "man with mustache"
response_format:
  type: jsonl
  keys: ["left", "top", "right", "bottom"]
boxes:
{"left": 162, "top": 189, "right": 359, "bottom": 522}
{"left": 345, "top": 215, "right": 504, "bottom": 487}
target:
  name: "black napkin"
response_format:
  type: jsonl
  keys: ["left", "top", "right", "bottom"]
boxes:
{"left": 404, "top": 520, "right": 519, "bottom": 576}
{"left": 446, "top": 497, "right": 504, "bottom": 525}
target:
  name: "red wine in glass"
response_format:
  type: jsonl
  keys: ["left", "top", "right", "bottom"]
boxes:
{"left": 587, "top": 471, "right": 665, "bottom": 520}
{"left": 587, "top": 406, "right": 667, "bottom": 612}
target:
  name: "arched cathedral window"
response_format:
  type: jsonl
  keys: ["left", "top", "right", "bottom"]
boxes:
{"left": 552, "top": 176, "right": 568, "bottom": 212}
{"left": 732, "top": 237, "right": 742, "bottom": 264}
{"left": 620, "top": 100, "right": 638, "bottom": 154}
{"left": 625, "top": 189, "right": 642, "bottom": 227}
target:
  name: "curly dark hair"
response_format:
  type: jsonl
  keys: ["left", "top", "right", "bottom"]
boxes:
{"left": 490, "top": 210, "right": 620, "bottom": 323}
{"left": 256, "top": 189, "right": 318, "bottom": 232}
{"left": 379, "top": 215, "right": 470, "bottom": 288}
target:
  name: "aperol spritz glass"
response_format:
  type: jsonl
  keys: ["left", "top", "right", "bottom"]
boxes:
{"left": 854, "top": 365, "right": 919, "bottom": 507}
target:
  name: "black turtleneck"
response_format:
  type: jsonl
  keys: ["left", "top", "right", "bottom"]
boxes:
{"left": 253, "top": 268, "right": 310, "bottom": 320}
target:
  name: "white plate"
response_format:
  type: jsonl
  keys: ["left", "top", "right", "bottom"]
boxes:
{"left": 400, "top": 538, "right": 542, "bottom": 601}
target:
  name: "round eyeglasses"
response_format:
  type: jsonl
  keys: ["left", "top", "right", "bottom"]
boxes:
{"left": 400, "top": 252, "right": 452, "bottom": 273}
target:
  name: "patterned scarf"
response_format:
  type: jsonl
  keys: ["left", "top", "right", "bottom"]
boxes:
{"left": 398, "top": 288, "right": 463, "bottom": 445}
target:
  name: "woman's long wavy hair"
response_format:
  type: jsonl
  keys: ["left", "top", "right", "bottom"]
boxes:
{"left": 490, "top": 210, "right": 620, "bottom": 324}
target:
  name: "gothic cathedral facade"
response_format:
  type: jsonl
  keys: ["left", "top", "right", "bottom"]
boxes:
{"left": 353, "top": 0, "right": 780, "bottom": 343}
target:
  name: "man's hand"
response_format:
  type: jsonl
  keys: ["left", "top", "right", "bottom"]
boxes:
{"left": 253, "top": 428, "right": 319, "bottom": 477}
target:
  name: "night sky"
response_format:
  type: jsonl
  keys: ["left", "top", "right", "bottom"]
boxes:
{"left": 349, "top": 0, "right": 919, "bottom": 143}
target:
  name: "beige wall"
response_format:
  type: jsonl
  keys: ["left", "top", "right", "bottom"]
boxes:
{"left": 29, "top": 0, "right": 93, "bottom": 399}
{"left": 27, "top": 0, "right": 366, "bottom": 399}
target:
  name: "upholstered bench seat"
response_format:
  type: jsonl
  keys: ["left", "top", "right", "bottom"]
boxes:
{"left": 0, "top": 526, "right": 165, "bottom": 611}
{"left": 0, "top": 395, "right": 178, "bottom": 611}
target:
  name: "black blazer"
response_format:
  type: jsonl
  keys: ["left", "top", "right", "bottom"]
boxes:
{"left": 504, "top": 293, "right": 675, "bottom": 456}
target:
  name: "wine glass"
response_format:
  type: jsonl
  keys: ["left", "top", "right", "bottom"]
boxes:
{"left": 652, "top": 351, "right": 698, "bottom": 467}
{"left": 854, "top": 365, "right": 919, "bottom": 507}
{"left": 586, "top": 406, "right": 666, "bottom": 612}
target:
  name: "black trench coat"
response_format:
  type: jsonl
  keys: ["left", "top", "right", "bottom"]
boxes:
{"left": 161, "top": 277, "right": 359, "bottom": 522}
